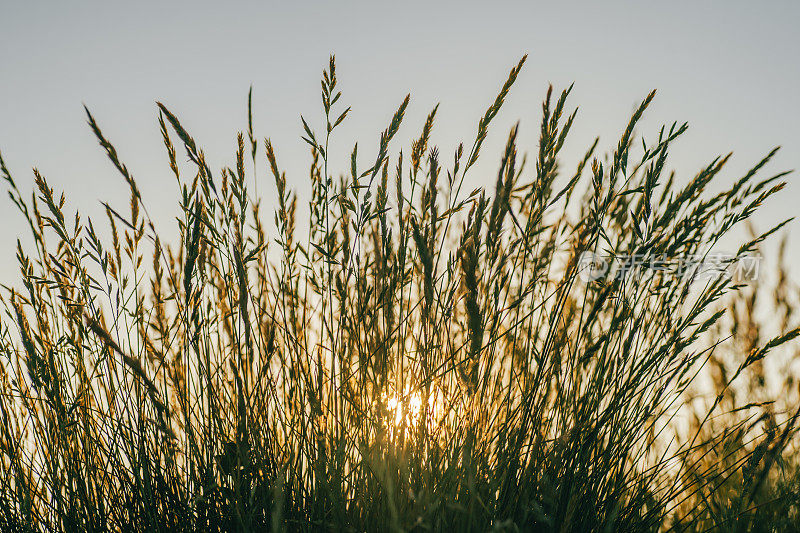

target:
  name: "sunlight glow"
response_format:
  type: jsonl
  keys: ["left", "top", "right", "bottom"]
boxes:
{"left": 382, "top": 386, "right": 445, "bottom": 432}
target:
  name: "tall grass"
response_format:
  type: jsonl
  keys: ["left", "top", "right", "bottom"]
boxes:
{"left": 0, "top": 56, "right": 798, "bottom": 531}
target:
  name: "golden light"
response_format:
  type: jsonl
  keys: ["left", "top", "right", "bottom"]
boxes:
{"left": 382, "top": 386, "right": 444, "bottom": 432}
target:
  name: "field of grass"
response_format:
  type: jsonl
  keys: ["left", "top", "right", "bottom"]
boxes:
{"left": 0, "top": 56, "right": 799, "bottom": 531}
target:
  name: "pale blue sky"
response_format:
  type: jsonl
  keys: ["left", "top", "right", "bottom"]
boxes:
{"left": 1, "top": 1, "right": 798, "bottom": 280}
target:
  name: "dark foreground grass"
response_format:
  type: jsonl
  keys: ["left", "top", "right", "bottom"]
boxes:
{"left": 0, "top": 56, "right": 799, "bottom": 532}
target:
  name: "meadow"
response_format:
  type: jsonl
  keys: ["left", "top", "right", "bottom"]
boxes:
{"left": 0, "top": 56, "right": 799, "bottom": 531}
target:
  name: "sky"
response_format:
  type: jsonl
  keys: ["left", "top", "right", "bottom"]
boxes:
{"left": 0, "top": 0, "right": 798, "bottom": 283}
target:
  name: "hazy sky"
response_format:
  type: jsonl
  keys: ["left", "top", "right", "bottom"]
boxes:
{"left": 1, "top": 1, "right": 798, "bottom": 282}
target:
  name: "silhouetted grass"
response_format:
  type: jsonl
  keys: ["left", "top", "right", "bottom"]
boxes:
{"left": 0, "top": 56, "right": 798, "bottom": 532}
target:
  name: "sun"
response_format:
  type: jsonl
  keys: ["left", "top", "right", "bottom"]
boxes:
{"left": 382, "top": 385, "right": 445, "bottom": 432}
{"left": 385, "top": 391, "right": 423, "bottom": 427}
